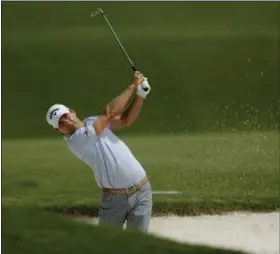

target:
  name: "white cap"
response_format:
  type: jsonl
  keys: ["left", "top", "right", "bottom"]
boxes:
{"left": 46, "top": 104, "right": 70, "bottom": 128}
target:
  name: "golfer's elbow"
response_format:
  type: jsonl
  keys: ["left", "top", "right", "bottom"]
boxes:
{"left": 123, "top": 119, "right": 132, "bottom": 127}
{"left": 122, "top": 115, "right": 138, "bottom": 127}
{"left": 104, "top": 105, "right": 120, "bottom": 119}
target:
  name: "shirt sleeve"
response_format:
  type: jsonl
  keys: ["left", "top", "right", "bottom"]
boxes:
{"left": 106, "top": 122, "right": 111, "bottom": 130}
{"left": 68, "top": 125, "right": 98, "bottom": 143}
{"left": 87, "top": 116, "right": 111, "bottom": 130}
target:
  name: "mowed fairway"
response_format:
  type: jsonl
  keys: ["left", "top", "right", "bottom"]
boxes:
{"left": 2, "top": 132, "right": 279, "bottom": 208}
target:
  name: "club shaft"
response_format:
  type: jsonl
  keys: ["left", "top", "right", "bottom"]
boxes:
{"left": 100, "top": 12, "right": 136, "bottom": 72}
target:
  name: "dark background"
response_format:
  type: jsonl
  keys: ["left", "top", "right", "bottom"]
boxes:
{"left": 2, "top": 1, "right": 279, "bottom": 138}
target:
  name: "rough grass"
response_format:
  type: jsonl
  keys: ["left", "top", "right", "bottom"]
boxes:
{"left": 2, "top": 206, "right": 247, "bottom": 254}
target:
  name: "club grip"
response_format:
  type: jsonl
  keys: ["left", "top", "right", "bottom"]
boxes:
{"left": 132, "top": 66, "right": 149, "bottom": 91}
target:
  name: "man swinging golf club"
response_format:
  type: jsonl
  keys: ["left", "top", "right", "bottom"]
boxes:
{"left": 46, "top": 71, "right": 152, "bottom": 232}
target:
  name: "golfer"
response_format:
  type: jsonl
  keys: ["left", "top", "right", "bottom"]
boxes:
{"left": 46, "top": 72, "right": 152, "bottom": 232}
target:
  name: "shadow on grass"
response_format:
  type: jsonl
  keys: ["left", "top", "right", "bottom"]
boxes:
{"left": 46, "top": 199, "right": 280, "bottom": 217}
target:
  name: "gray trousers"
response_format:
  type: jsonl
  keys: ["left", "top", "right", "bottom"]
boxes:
{"left": 98, "top": 182, "right": 153, "bottom": 232}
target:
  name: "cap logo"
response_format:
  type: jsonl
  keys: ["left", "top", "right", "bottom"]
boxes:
{"left": 49, "top": 108, "right": 59, "bottom": 120}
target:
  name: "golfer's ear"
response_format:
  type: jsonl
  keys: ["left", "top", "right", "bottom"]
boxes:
{"left": 69, "top": 108, "right": 76, "bottom": 114}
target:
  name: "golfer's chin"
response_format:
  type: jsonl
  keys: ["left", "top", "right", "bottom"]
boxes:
{"left": 58, "top": 125, "right": 76, "bottom": 135}
{"left": 68, "top": 124, "right": 78, "bottom": 134}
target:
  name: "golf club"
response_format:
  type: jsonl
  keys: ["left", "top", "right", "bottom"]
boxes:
{"left": 91, "top": 8, "right": 149, "bottom": 91}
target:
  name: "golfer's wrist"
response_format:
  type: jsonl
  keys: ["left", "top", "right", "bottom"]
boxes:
{"left": 128, "top": 83, "right": 137, "bottom": 89}
{"left": 136, "top": 94, "right": 145, "bottom": 100}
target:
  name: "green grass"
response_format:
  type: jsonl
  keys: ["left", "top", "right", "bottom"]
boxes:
{"left": 2, "top": 132, "right": 279, "bottom": 208}
{"left": 2, "top": 207, "right": 245, "bottom": 254}
{"left": 2, "top": 2, "right": 279, "bottom": 253}
{"left": 2, "top": 132, "right": 279, "bottom": 253}
{"left": 2, "top": 1, "right": 279, "bottom": 138}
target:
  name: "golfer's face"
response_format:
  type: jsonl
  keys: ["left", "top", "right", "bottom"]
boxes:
{"left": 57, "top": 113, "right": 75, "bottom": 134}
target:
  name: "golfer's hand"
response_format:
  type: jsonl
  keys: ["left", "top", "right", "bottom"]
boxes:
{"left": 137, "top": 77, "right": 151, "bottom": 99}
{"left": 132, "top": 71, "right": 145, "bottom": 87}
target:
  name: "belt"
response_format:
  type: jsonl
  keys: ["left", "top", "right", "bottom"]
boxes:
{"left": 102, "top": 177, "right": 148, "bottom": 195}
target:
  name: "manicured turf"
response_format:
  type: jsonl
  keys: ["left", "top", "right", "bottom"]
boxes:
{"left": 2, "top": 132, "right": 279, "bottom": 208}
{"left": 2, "top": 132, "right": 279, "bottom": 253}
{"left": 2, "top": 2, "right": 279, "bottom": 253}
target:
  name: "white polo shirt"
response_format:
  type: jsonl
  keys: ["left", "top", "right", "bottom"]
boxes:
{"left": 64, "top": 116, "right": 146, "bottom": 189}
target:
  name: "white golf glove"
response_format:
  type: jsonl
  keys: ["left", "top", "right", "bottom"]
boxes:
{"left": 136, "top": 77, "right": 151, "bottom": 99}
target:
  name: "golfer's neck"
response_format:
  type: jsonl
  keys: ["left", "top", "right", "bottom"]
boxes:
{"left": 68, "top": 122, "right": 84, "bottom": 135}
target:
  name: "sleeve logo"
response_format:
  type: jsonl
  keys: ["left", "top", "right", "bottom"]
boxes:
{"left": 84, "top": 126, "right": 90, "bottom": 136}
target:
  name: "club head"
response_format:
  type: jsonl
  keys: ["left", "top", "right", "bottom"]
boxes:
{"left": 91, "top": 8, "right": 104, "bottom": 18}
{"left": 97, "top": 8, "right": 104, "bottom": 14}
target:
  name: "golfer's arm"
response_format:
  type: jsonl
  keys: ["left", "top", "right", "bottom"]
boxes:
{"left": 93, "top": 84, "right": 135, "bottom": 136}
{"left": 110, "top": 95, "right": 144, "bottom": 130}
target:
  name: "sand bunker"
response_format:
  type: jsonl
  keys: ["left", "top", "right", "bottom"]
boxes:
{"left": 79, "top": 212, "right": 279, "bottom": 254}
{"left": 148, "top": 212, "right": 279, "bottom": 254}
